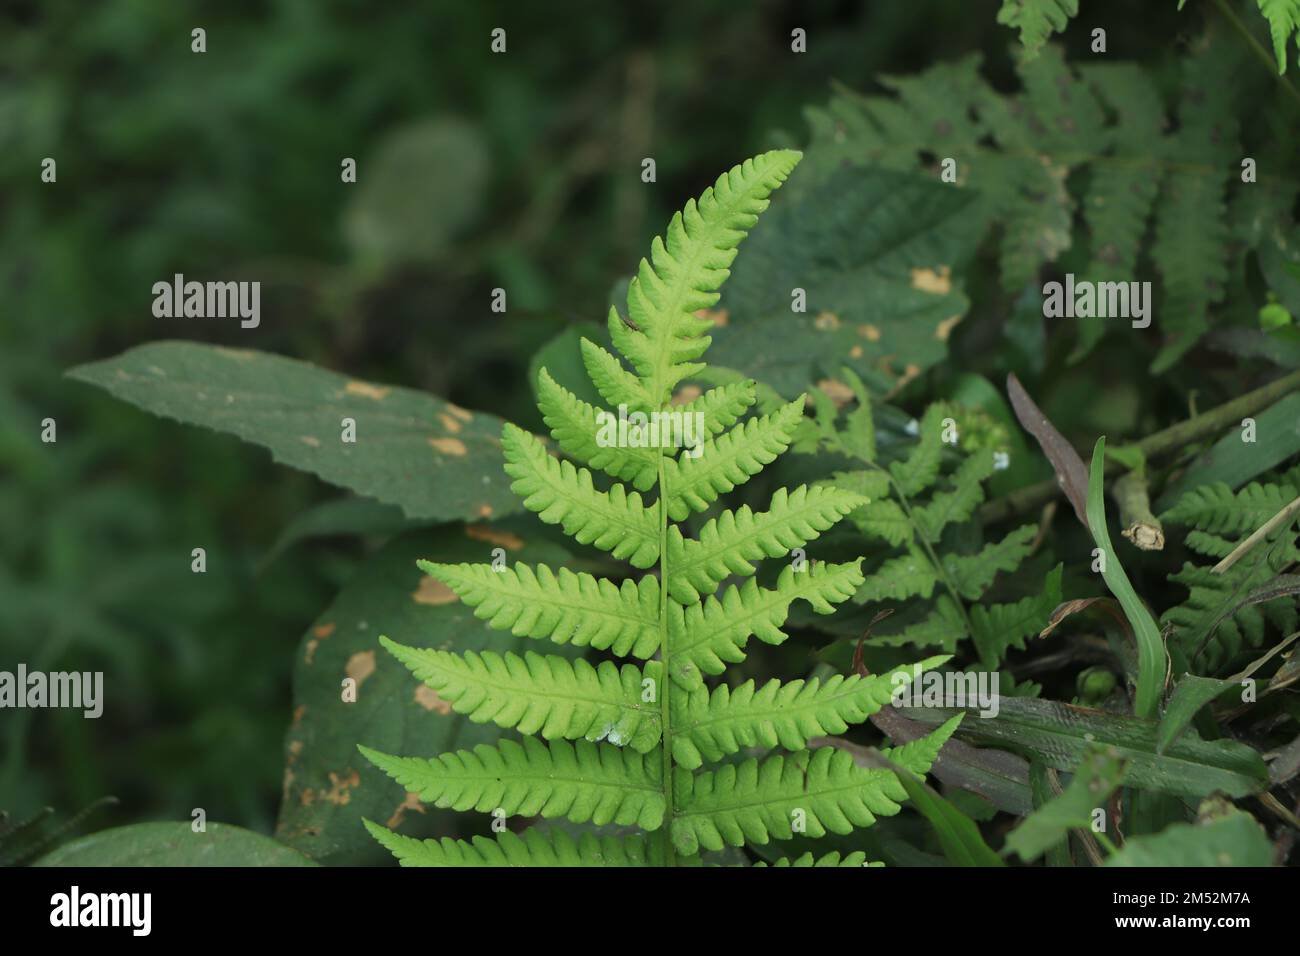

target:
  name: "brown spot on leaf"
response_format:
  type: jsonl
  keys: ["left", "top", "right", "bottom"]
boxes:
{"left": 413, "top": 577, "right": 458, "bottom": 606}
{"left": 345, "top": 380, "right": 390, "bottom": 400}
{"left": 345, "top": 650, "right": 376, "bottom": 687}
{"left": 816, "top": 378, "right": 855, "bottom": 409}
{"left": 849, "top": 345, "right": 864, "bottom": 359}
{"left": 314, "top": 622, "right": 336, "bottom": 639}
{"left": 438, "top": 413, "right": 463, "bottom": 434}
{"left": 386, "top": 791, "right": 427, "bottom": 828}
{"left": 858, "top": 324, "right": 882, "bottom": 342}
{"left": 304, "top": 639, "right": 320, "bottom": 665}
{"left": 465, "top": 524, "right": 523, "bottom": 550}
{"left": 910, "top": 266, "right": 952, "bottom": 295}
{"left": 477, "top": 503, "right": 493, "bottom": 518}
{"left": 814, "top": 311, "right": 841, "bottom": 331}
{"left": 300, "top": 435, "right": 321, "bottom": 448}
{"left": 428, "top": 437, "right": 468, "bottom": 456}
{"left": 287, "top": 739, "right": 303, "bottom": 766}
{"left": 446, "top": 404, "right": 472, "bottom": 422}
{"left": 321, "top": 769, "right": 360, "bottom": 806}
{"left": 695, "top": 308, "right": 728, "bottom": 327}
{"left": 672, "top": 384, "right": 702, "bottom": 406}
{"left": 292, "top": 705, "right": 307, "bottom": 729}
{"left": 299, "top": 788, "right": 316, "bottom": 807}
{"left": 934, "top": 314, "right": 963, "bottom": 341}
{"left": 415, "top": 685, "right": 452, "bottom": 714}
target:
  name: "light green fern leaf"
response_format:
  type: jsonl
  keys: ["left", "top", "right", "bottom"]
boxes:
{"left": 360, "top": 738, "right": 665, "bottom": 829}
{"left": 419, "top": 561, "right": 660, "bottom": 658}
{"left": 667, "top": 560, "right": 866, "bottom": 688}
{"left": 671, "top": 656, "right": 951, "bottom": 769}
{"left": 662, "top": 398, "right": 805, "bottom": 520}
{"left": 379, "top": 637, "right": 663, "bottom": 752}
{"left": 1256, "top": 0, "right": 1300, "bottom": 73}
{"left": 501, "top": 422, "right": 660, "bottom": 567}
{"left": 755, "top": 851, "right": 876, "bottom": 867}
{"left": 536, "top": 367, "right": 659, "bottom": 490}
{"left": 362, "top": 820, "right": 668, "bottom": 867}
{"left": 665, "top": 484, "right": 867, "bottom": 604}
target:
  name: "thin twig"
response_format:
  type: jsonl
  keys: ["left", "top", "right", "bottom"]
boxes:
{"left": 1213, "top": 493, "right": 1300, "bottom": 573}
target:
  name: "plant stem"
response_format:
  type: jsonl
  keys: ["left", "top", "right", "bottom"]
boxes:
{"left": 656, "top": 446, "right": 676, "bottom": 866}
{"left": 981, "top": 369, "right": 1300, "bottom": 523}
{"left": 1212, "top": 493, "right": 1300, "bottom": 573}
{"left": 1210, "top": 0, "right": 1300, "bottom": 110}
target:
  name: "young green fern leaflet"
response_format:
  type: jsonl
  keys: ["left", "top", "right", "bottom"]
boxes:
{"left": 359, "top": 151, "right": 958, "bottom": 866}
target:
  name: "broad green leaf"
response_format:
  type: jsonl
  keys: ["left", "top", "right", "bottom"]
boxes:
{"left": 714, "top": 166, "right": 975, "bottom": 397}
{"left": 68, "top": 342, "right": 520, "bottom": 522}
{"left": 1157, "top": 675, "right": 1231, "bottom": 755}
{"left": 898, "top": 695, "right": 1270, "bottom": 799}
{"left": 1105, "top": 809, "right": 1274, "bottom": 866}
{"left": 1004, "top": 750, "right": 1124, "bottom": 862}
{"left": 275, "top": 525, "right": 571, "bottom": 864}
{"left": 34, "top": 822, "right": 317, "bottom": 867}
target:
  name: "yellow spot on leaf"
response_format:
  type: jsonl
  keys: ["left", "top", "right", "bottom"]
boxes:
{"left": 935, "top": 313, "right": 963, "bottom": 341}
{"left": 858, "top": 324, "right": 882, "bottom": 342}
{"left": 849, "top": 345, "right": 864, "bottom": 359}
{"left": 439, "top": 413, "right": 463, "bottom": 434}
{"left": 304, "top": 639, "right": 320, "bottom": 665}
{"left": 910, "top": 266, "right": 952, "bottom": 295}
{"left": 814, "top": 311, "right": 841, "bottom": 331}
{"left": 413, "top": 577, "right": 458, "bottom": 605}
{"left": 695, "top": 308, "right": 728, "bottom": 327}
{"left": 446, "top": 404, "right": 472, "bottom": 422}
{"left": 345, "top": 381, "right": 390, "bottom": 400}
{"left": 429, "top": 437, "right": 468, "bottom": 456}
{"left": 465, "top": 524, "right": 523, "bottom": 550}
{"left": 477, "top": 503, "right": 494, "bottom": 518}
{"left": 345, "top": 650, "right": 376, "bottom": 687}
{"left": 314, "top": 623, "right": 336, "bottom": 639}
{"left": 415, "top": 685, "right": 452, "bottom": 714}
{"left": 300, "top": 436, "right": 321, "bottom": 448}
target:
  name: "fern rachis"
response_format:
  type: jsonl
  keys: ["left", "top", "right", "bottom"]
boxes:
{"left": 358, "top": 151, "right": 956, "bottom": 866}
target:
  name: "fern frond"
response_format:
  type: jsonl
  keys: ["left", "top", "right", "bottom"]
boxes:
{"left": 671, "top": 656, "right": 951, "bottom": 769}
{"left": 1163, "top": 480, "right": 1298, "bottom": 536}
{"left": 616, "top": 149, "right": 802, "bottom": 405}
{"left": 359, "top": 738, "right": 665, "bottom": 830}
{"left": 996, "top": 0, "right": 1079, "bottom": 59}
{"left": 579, "top": 337, "right": 653, "bottom": 412}
{"left": 869, "top": 596, "right": 967, "bottom": 651}
{"left": 674, "top": 379, "right": 758, "bottom": 437}
{"left": 880, "top": 714, "right": 965, "bottom": 770}
{"left": 662, "top": 398, "right": 805, "bottom": 521}
{"left": 913, "top": 450, "right": 995, "bottom": 542}
{"left": 889, "top": 404, "right": 949, "bottom": 496}
{"left": 380, "top": 638, "right": 662, "bottom": 752}
{"left": 419, "top": 561, "right": 660, "bottom": 658}
{"left": 944, "top": 524, "right": 1036, "bottom": 600}
{"left": 666, "top": 484, "right": 868, "bottom": 604}
{"left": 362, "top": 820, "right": 667, "bottom": 867}
{"left": 856, "top": 546, "right": 939, "bottom": 603}
{"left": 501, "top": 423, "right": 660, "bottom": 567}
{"left": 672, "top": 747, "right": 909, "bottom": 854}
{"left": 968, "top": 564, "right": 1063, "bottom": 665}
{"left": 1256, "top": 0, "right": 1300, "bottom": 73}
{"left": 755, "top": 851, "right": 877, "bottom": 867}
{"left": 855, "top": 498, "right": 912, "bottom": 546}
{"left": 667, "top": 561, "right": 866, "bottom": 688}
{"left": 536, "top": 367, "right": 658, "bottom": 490}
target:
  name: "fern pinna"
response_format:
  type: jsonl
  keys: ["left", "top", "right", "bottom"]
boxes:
{"left": 358, "top": 151, "right": 958, "bottom": 866}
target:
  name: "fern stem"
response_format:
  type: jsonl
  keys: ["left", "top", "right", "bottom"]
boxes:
{"left": 1210, "top": 0, "right": 1300, "bottom": 109}
{"left": 873, "top": 463, "right": 983, "bottom": 664}
{"left": 656, "top": 444, "right": 677, "bottom": 866}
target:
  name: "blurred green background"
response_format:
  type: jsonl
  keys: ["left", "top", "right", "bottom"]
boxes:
{"left": 0, "top": 0, "right": 1211, "bottom": 845}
